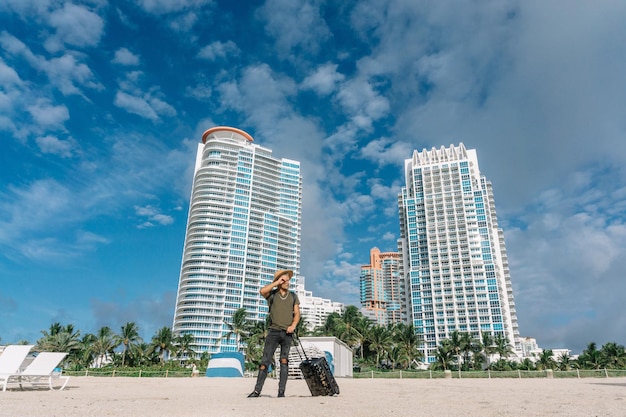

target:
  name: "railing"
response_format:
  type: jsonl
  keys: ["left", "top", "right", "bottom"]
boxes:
{"left": 62, "top": 368, "right": 626, "bottom": 379}
{"left": 63, "top": 369, "right": 200, "bottom": 378}
{"left": 352, "top": 369, "right": 626, "bottom": 379}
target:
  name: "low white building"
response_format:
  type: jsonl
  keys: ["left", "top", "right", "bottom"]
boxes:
{"left": 299, "top": 336, "right": 353, "bottom": 377}
{"left": 294, "top": 281, "right": 344, "bottom": 330}
{"left": 517, "top": 336, "right": 574, "bottom": 362}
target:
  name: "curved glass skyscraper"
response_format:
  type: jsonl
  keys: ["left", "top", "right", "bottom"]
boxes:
{"left": 172, "top": 127, "right": 302, "bottom": 354}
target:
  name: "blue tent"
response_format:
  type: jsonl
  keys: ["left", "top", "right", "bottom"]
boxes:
{"left": 206, "top": 352, "right": 245, "bottom": 377}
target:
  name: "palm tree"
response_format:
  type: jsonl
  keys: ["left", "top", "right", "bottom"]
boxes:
{"left": 352, "top": 316, "right": 373, "bottom": 361}
{"left": 117, "top": 322, "right": 143, "bottom": 367}
{"left": 76, "top": 333, "right": 97, "bottom": 370}
{"left": 579, "top": 342, "right": 602, "bottom": 369}
{"left": 469, "top": 340, "right": 486, "bottom": 370}
{"left": 332, "top": 306, "right": 363, "bottom": 349}
{"left": 129, "top": 342, "right": 157, "bottom": 367}
{"left": 432, "top": 339, "right": 455, "bottom": 370}
{"left": 481, "top": 332, "right": 497, "bottom": 369}
{"left": 91, "top": 326, "right": 118, "bottom": 368}
{"left": 536, "top": 349, "right": 556, "bottom": 370}
{"left": 387, "top": 346, "right": 408, "bottom": 370}
{"left": 245, "top": 319, "right": 269, "bottom": 367}
{"left": 46, "top": 322, "right": 63, "bottom": 337}
{"left": 150, "top": 327, "right": 174, "bottom": 365}
{"left": 368, "top": 325, "right": 393, "bottom": 367}
{"left": 518, "top": 357, "right": 536, "bottom": 371}
{"left": 493, "top": 334, "right": 514, "bottom": 360}
{"left": 459, "top": 332, "right": 476, "bottom": 370}
{"left": 557, "top": 352, "right": 576, "bottom": 371}
{"left": 36, "top": 323, "right": 81, "bottom": 353}
{"left": 222, "top": 308, "right": 251, "bottom": 352}
{"left": 490, "top": 358, "right": 514, "bottom": 371}
{"left": 600, "top": 342, "right": 626, "bottom": 369}
{"left": 175, "top": 333, "right": 196, "bottom": 361}
{"left": 393, "top": 323, "right": 424, "bottom": 368}
{"left": 295, "top": 318, "right": 311, "bottom": 336}
{"left": 314, "top": 312, "right": 341, "bottom": 336}
{"left": 449, "top": 330, "right": 463, "bottom": 369}
{"left": 37, "top": 324, "right": 83, "bottom": 369}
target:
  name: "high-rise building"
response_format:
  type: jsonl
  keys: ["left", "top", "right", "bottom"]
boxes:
{"left": 172, "top": 126, "right": 302, "bottom": 354}
{"left": 360, "top": 247, "right": 404, "bottom": 325}
{"left": 398, "top": 144, "right": 520, "bottom": 363}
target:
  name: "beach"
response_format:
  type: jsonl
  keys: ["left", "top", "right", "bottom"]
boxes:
{"left": 1, "top": 376, "right": 624, "bottom": 417}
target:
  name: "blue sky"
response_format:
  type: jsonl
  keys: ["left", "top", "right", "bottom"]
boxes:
{"left": 1, "top": 0, "right": 626, "bottom": 355}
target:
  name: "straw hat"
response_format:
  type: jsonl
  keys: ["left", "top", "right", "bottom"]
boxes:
{"left": 273, "top": 269, "right": 294, "bottom": 281}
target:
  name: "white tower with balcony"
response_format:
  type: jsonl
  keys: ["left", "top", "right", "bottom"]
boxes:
{"left": 172, "top": 127, "right": 302, "bottom": 354}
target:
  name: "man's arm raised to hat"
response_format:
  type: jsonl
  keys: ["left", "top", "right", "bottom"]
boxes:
{"left": 260, "top": 276, "right": 287, "bottom": 298}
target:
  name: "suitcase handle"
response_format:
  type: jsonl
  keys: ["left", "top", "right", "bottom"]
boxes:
{"left": 291, "top": 332, "right": 310, "bottom": 362}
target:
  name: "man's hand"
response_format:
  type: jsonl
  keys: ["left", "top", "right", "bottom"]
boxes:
{"left": 286, "top": 325, "right": 296, "bottom": 334}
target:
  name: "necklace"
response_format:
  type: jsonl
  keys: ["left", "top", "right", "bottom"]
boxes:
{"left": 278, "top": 292, "right": 289, "bottom": 300}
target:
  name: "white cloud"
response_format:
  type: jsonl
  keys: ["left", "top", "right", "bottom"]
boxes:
{"left": 0, "top": 0, "right": 53, "bottom": 18}
{"left": 0, "top": 58, "right": 22, "bottom": 85}
{"left": 135, "top": 205, "right": 174, "bottom": 228}
{"left": 197, "top": 40, "right": 239, "bottom": 61}
{"left": 301, "top": 63, "right": 345, "bottom": 95}
{"left": 35, "top": 135, "right": 78, "bottom": 158}
{"left": 168, "top": 11, "right": 199, "bottom": 32}
{"left": 256, "top": 0, "right": 331, "bottom": 58}
{"left": 44, "top": 54, "right": 104, "bottom": 95}
{"left": 185, "top": 83, "right": 212, "bottom": 100}
{"left": 114, "top": 91, "right": 159, "bottom": 120}
{"left": 76, "top": 231, "right": 110, "bottom": 246}
{"left": 114, "top": 71, "right": 176, "bottom": 120}
{"left": 0, "top": 179, "right": 74, "bottom": 259}
{"left": 310, "top": 258, "right": 362, "bottom": 305}
{"left": 137, "top": 0, "right": 213, "bottom": 15}
{"left": 112, "top": 48, "right": 140, "bottom": 66}
{"left": 505, "top": 166, "right": 626, "bottom": 351}
{"left": 113, "top": 90, "right": 177, "bottom": 120}
{"left": 0, "top": 115, "right": 16, "bottom": 132}
{"left": 0, "top": 31, "right": 37, "bottom": 63}
{"left": 148, "top": 96, "right": 177, "bottom": 117}
{"left": 0, "top": 32, "right": 103, "bottom": 96}
{"left": 27, "top": 101, "right": 69, "bottom": 129}
{"left": 359, "top": 137, "right": 414, "bottom": 168}
{"left": 45, "top": 3, "right": 104, "bottom": 52}
{"left": 336, "top": 77, "right": 390, "bottom": 131}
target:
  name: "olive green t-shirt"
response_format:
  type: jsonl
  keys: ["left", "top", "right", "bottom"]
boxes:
{"left": 267, "top": 290, "right": 300, "bottom": 330}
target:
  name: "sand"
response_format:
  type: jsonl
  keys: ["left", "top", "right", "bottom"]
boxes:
{"left": 0, "top": 376, "right": 624, "bottom": 417}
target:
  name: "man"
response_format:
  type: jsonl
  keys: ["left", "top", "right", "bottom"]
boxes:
{"left": 248, "top": 269, "right": 300, "bottom": 398}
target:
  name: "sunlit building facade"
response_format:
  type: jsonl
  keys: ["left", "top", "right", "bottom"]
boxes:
{"left": 360, "top": 247, "right": 404, "bottom": 325}
{"left": 398, "top": 144, "right": 521, "bottom": 363}
{"left": 172, "top": 127, "right": 302, "bottom": 354}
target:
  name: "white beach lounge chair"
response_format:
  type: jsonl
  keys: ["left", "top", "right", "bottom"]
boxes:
{"left": 4, "top": 352, "right": 70, "bottom": 391}
{"left": 0, "top": 345, "right": 34, "bottom": 391}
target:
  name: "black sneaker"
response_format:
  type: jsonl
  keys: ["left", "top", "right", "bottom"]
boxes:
{"left": 277, "top": 392, "right": 285, "bottom": 398}
{"left": 247, "top": 391, "right": 260, "bottom": 398}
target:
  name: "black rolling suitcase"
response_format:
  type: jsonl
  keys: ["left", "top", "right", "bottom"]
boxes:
{"left": 293, "top": 333, "right": 340, "bottom": 396}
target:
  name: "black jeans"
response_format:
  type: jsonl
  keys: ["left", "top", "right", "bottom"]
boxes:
{"left": 253, "top": 329, "right": 293, "bottom": 395}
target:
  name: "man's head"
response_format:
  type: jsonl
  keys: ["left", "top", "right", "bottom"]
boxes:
{"left": 273, "top": 269, "right": 293, "bottom": 288}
